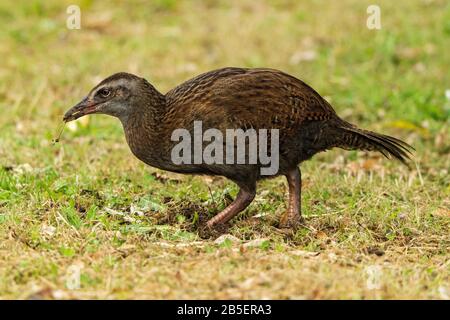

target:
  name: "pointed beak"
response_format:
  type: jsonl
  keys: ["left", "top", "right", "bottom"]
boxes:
{"left": 63, "top": 97, "right": 99, "bottom": 122}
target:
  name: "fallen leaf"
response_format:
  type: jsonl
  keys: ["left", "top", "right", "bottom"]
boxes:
{"left": 214, "top": 234, "right": 240, "bottom": 245}
{"left": 432, "top": 208, "right": 449, "bottom": 218}
{"left": 41, "top": 224, "right": 56, "bottom": 238}
{"left": 243, "top": 238, "right": 270, "bottom": 248}
{"left": 316, "top": 231, "right": 328, "bottom": 240}
{"left": 290, "top": 250, "right": 320, "bottom": 258}
{"left": 13, "top": 163, "right": 34, "bottom": 175}
{"left": 388, "top": 120, "right": 429, "bottom": 137}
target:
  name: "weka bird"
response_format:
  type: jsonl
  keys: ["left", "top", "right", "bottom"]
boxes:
{"left": 63, "top": 67, "right": 413, "bottom": 230}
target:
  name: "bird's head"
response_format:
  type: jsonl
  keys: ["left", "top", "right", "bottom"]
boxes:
{"left": 63, "top": 72, "right": 162, "bottom": 124}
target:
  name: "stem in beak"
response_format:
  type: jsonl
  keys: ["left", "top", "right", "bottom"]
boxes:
{"left": 63, "top": 97, "right": 98, "bottom": 122}
{"left": 52, "top": 121, "right": 66, "bottom": 145}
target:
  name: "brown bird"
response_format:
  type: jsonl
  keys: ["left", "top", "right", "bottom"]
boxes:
{"left": 63, "top": 67, "right": 413, "bottom": 231}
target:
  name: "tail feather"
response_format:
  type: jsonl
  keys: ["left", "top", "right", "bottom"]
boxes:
{"left": 338, "top": 125, "right": 414, "bottom": 167}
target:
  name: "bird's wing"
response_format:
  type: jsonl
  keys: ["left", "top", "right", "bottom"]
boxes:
{"left": 164, "top": 67, "right": 336, "bottom": 132}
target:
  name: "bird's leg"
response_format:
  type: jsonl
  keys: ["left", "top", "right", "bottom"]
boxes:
{"left": 206, "top": 188, "right": 256, "bottom": 229}
{"left": 279, "top": 167, "right": 302, "bottom": 229}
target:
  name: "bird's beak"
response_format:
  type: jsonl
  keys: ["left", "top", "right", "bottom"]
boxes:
{"left": 63, "top": 97, "right": 99, "bottom": 122}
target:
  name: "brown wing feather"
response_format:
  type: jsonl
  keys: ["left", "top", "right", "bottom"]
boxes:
{"left": 164, "top": 67, "right": 336, "bottom": 135}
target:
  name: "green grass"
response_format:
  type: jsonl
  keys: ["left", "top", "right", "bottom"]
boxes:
{"left": 0, "top": 0, "right": 449, "bottom": 299}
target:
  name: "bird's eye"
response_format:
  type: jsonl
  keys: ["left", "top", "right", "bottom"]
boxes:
{"left": 98, "top": 88, "right": 111, "bottom": 98}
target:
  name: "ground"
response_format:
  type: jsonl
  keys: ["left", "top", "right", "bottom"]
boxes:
{"left": 0, "top": 0, "right": 449, "bottom": 299}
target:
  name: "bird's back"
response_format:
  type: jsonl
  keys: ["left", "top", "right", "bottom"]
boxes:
{"left": 163, "top": 67, "right": 338, "bottom": 133}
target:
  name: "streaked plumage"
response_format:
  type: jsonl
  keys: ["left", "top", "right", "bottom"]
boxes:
{"left": 63, "top": 67, "right": 414, "bottom": 232}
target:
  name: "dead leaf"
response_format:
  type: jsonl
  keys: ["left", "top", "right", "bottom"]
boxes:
{"left": 432, "top": 208, "right": 449, "bottom": 218}
{"left": 388, "top": 120, "right": 429, "bottom": 137}
{"left": 290, "top": 250, "right": 320, "bottom": 257}
{"left": 13, "top": 163, "right": 34, "bottom": 175}
{"left": 243, "top": 238, "right": 270, "bottom": 248}
{"left": 41, "top": 224, "right": 56, "bottom": 238}
{"left": 214, "top": 234, "right": 240, "bottom": 245}
{"left": 361, "top": 159, "right": 379, "bottom": 171}
{"left": 316, "top": 231, "right": 328, "bottom": 240}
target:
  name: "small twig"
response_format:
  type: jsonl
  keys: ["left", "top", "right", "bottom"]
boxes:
{"left": 52, "top": 121, "right": 66, "bottom": 145}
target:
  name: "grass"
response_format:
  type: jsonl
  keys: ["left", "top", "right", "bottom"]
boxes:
{"left": 0, "top": 0, "right": 449, "bottom": 299}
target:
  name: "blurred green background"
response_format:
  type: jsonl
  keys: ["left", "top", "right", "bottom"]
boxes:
{"left": 0, "top": 0, "right": 448, "bottom": 299}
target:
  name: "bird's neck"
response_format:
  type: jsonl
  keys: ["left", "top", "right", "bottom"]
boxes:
{"left": 122, "top": 90, "right": 173, "bottom": 170}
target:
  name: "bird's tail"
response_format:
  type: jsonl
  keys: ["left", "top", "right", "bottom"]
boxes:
{"left": 335, "top": 121, "right": 414, "bottom": 167}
